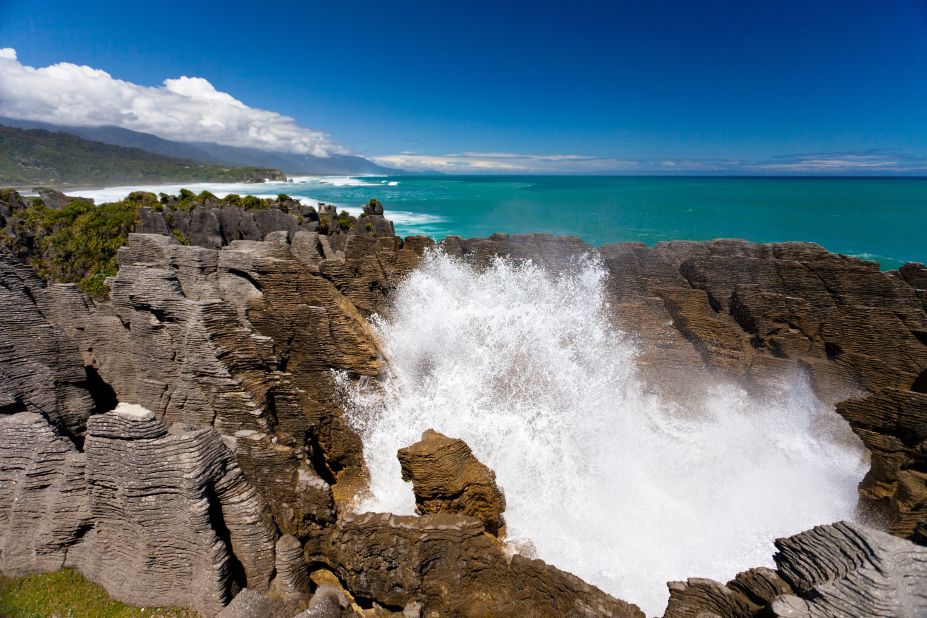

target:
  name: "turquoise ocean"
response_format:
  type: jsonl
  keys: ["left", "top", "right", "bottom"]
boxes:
{"left": 76, "top": 175, "right": 927, "bottom": 270}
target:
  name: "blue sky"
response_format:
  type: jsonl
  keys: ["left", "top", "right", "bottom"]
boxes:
{"left": 1, "top": 0, "right": 926, "bottom": 173}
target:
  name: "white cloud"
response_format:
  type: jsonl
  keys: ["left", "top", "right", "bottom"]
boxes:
{"left": 0, "top": 49, "right": 342, "bottom": 156}
{"left": 373, "top": 152, "right": 641, "bottom": 173}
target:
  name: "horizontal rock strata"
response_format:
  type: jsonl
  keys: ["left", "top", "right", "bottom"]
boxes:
{"left": 70, "top": 405, "right": 277, "bottom": 617}
{"left": 398, "top": 429, "right": 507, "bottom": 536}
{"left": 0, "top": 413, "right": 91, "bottom": 576}
{"left": 665, "top": 521, "right": 927, "bottom": 617}
{"left": 307, "top": 512, "right": 643, "bottom": 617}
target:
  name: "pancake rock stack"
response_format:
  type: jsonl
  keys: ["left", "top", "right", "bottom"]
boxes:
{"left": 0, "top": 188, "right": 925, "bottom": 616}
{"left": 397, "top": 428, "right": 507, "bottom": 536}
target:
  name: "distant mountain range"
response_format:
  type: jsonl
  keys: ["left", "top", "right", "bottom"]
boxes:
{"left": 0, "top": 124, "right": 286, "bottom": 186}
{"left": 0, "top": 117, "right": 393, "bottom": 176}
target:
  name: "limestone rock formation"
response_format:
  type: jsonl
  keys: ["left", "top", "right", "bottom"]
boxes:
{"left": 664, "top": 521, "right": 927, "bottom": 618}
{"left": 307, "top": 512, "right": 644, "bottom": 617}
{"left": 398, "top": 429, "right": 506, "bottom": 536}
{"left": 0, "top": 413, "right": 91, "bottom": 576}
{"left": 0, "top": 253, "right": 102, "bottom": 438}
{"left": 71, "top": 405, "right": 277, "bottom": 617}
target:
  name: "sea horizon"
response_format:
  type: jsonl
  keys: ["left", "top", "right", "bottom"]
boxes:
{"left": 65, "top": 174, "right": 927, "bottom": 270}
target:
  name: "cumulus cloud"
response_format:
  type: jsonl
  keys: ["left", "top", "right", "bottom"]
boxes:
{"left": 0, "top": 49, "right": 342, "bottom": 156}
{"left": 372, "top": 152, "right": 642, "bottom": 173}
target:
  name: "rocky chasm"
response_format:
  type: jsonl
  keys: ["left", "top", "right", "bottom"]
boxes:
{"left": 0, "top": 191, "right": 926, "bottom": 617}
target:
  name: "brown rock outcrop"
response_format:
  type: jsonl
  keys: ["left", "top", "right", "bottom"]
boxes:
{"left": 307, "top": 512, "right": 644, "bottom": 617}
{"left": 398, "top": 429, "right": 506, "bottom": 536}
{"left": 836, "top": 389, "right": 927, "bottom": 541}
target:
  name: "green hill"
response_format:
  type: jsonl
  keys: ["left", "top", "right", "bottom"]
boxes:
{"left": 0, "top": 125, "right": 285, "bottom": 186}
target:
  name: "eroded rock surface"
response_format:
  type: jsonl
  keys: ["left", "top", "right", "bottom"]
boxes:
{"left": 664, "top": 521, "right": 927, "bottom": 618}
{"left": 307, "top": 512, "right": 643, "bottom": 617}
{"left": 0, "top": 253, "right": 101, "bottom": 438}
{"left": 0, "top": 413, "right": 91, "bottom": 576}
{"left": 70, "top": 405, "right": 278, "bottom": 617}
{"left": 398, "top": 429, "right": 506, "bottom": 536}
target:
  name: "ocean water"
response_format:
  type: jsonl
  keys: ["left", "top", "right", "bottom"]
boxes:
{"left": 338, "top": 251, "right": 866, "bottom": 615}
{"left": 71, "top": 175, "right": 927, "bottom": 270}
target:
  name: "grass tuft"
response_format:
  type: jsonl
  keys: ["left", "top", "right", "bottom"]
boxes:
{"left": 0, "top": 569, "right": 197, "bottom": 617}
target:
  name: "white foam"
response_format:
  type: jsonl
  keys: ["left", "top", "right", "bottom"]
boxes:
{"left": 338, "top": 250, "right": 866, "bottom": 616}
{"left": 316, "top": 176, "right": 381, "bottom": 187}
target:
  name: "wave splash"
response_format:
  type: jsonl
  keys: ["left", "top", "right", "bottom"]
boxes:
{"left": 339, "top": 250, "right": 866, "bottom": 615}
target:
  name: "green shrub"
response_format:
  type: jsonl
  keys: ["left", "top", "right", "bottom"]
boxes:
{"left": 224, "top": 193, "right": 242, "bottom": 206}
{"left": 125, "top": 191, "right": 158, "bottom": 206}
{"left": 276, "top": 193, "right": 291, "bottom": 202}
{"left": 336, "top": 210, "right": 352, "bottom": 231}
{"left": 178, "top": 188, "right": 195, "bottom": 200}
{"left": 196, "top": 190, "right": 217, "bottom": 203}
{"left": 8, "top": 198, "right": 140, "bottom": 300}
{"left": 241, "top": 195, "right": 268, "bottom": 210}
{"left": 171, "top": 229, "right": 190, "bottom": 245}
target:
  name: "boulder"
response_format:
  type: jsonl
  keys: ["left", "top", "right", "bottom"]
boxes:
{"left": 217, "top": 588, "right": 289, "bottom": 618}
{"left": 398, "top": 429, "right": 506, "bottom": 536}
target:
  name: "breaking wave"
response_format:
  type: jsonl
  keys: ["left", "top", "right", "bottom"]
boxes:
{"left": 339, "top": 250, "right": 866, "bottom": 615}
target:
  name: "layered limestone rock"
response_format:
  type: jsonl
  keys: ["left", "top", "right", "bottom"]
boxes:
{"left": 0, "top": 253, "right": 101, "bottom": 438}
{"left": 71, "top": 405, "right": 277, "bottom": 617}
{"left": 664, "top": 521, "right": 927, "bottom": 618}
{"left": 39, "top": 228, "right": 428, "bottom": 532}
{"left": 307, "top": 512, "right": 644, "bottom": 617}
{"left": 837, "top": 390, "right": 927, "bottom": 542}
{"left": 0, "top": 413, "right": 91, "bottom": 576}
{"left": 398, "top": 429, "right": 506, "bottom": 536}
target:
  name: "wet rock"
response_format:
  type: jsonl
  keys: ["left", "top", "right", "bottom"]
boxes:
{"left": 398, "top": 429, "right": 506, "bottom": 536}
{"left": 307, "top": 512, "right": 643, "bottom": 617}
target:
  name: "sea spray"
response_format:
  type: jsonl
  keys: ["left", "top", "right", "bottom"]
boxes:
{"left": 338, "top": 250, "right": 867, "bottom": 615}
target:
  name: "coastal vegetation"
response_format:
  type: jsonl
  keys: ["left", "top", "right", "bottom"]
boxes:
{"left": 0, "top": 125, "right": 285, "bottom": 186}
{"left": 0, "top": 188, "right": 356, "bottom": 300}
